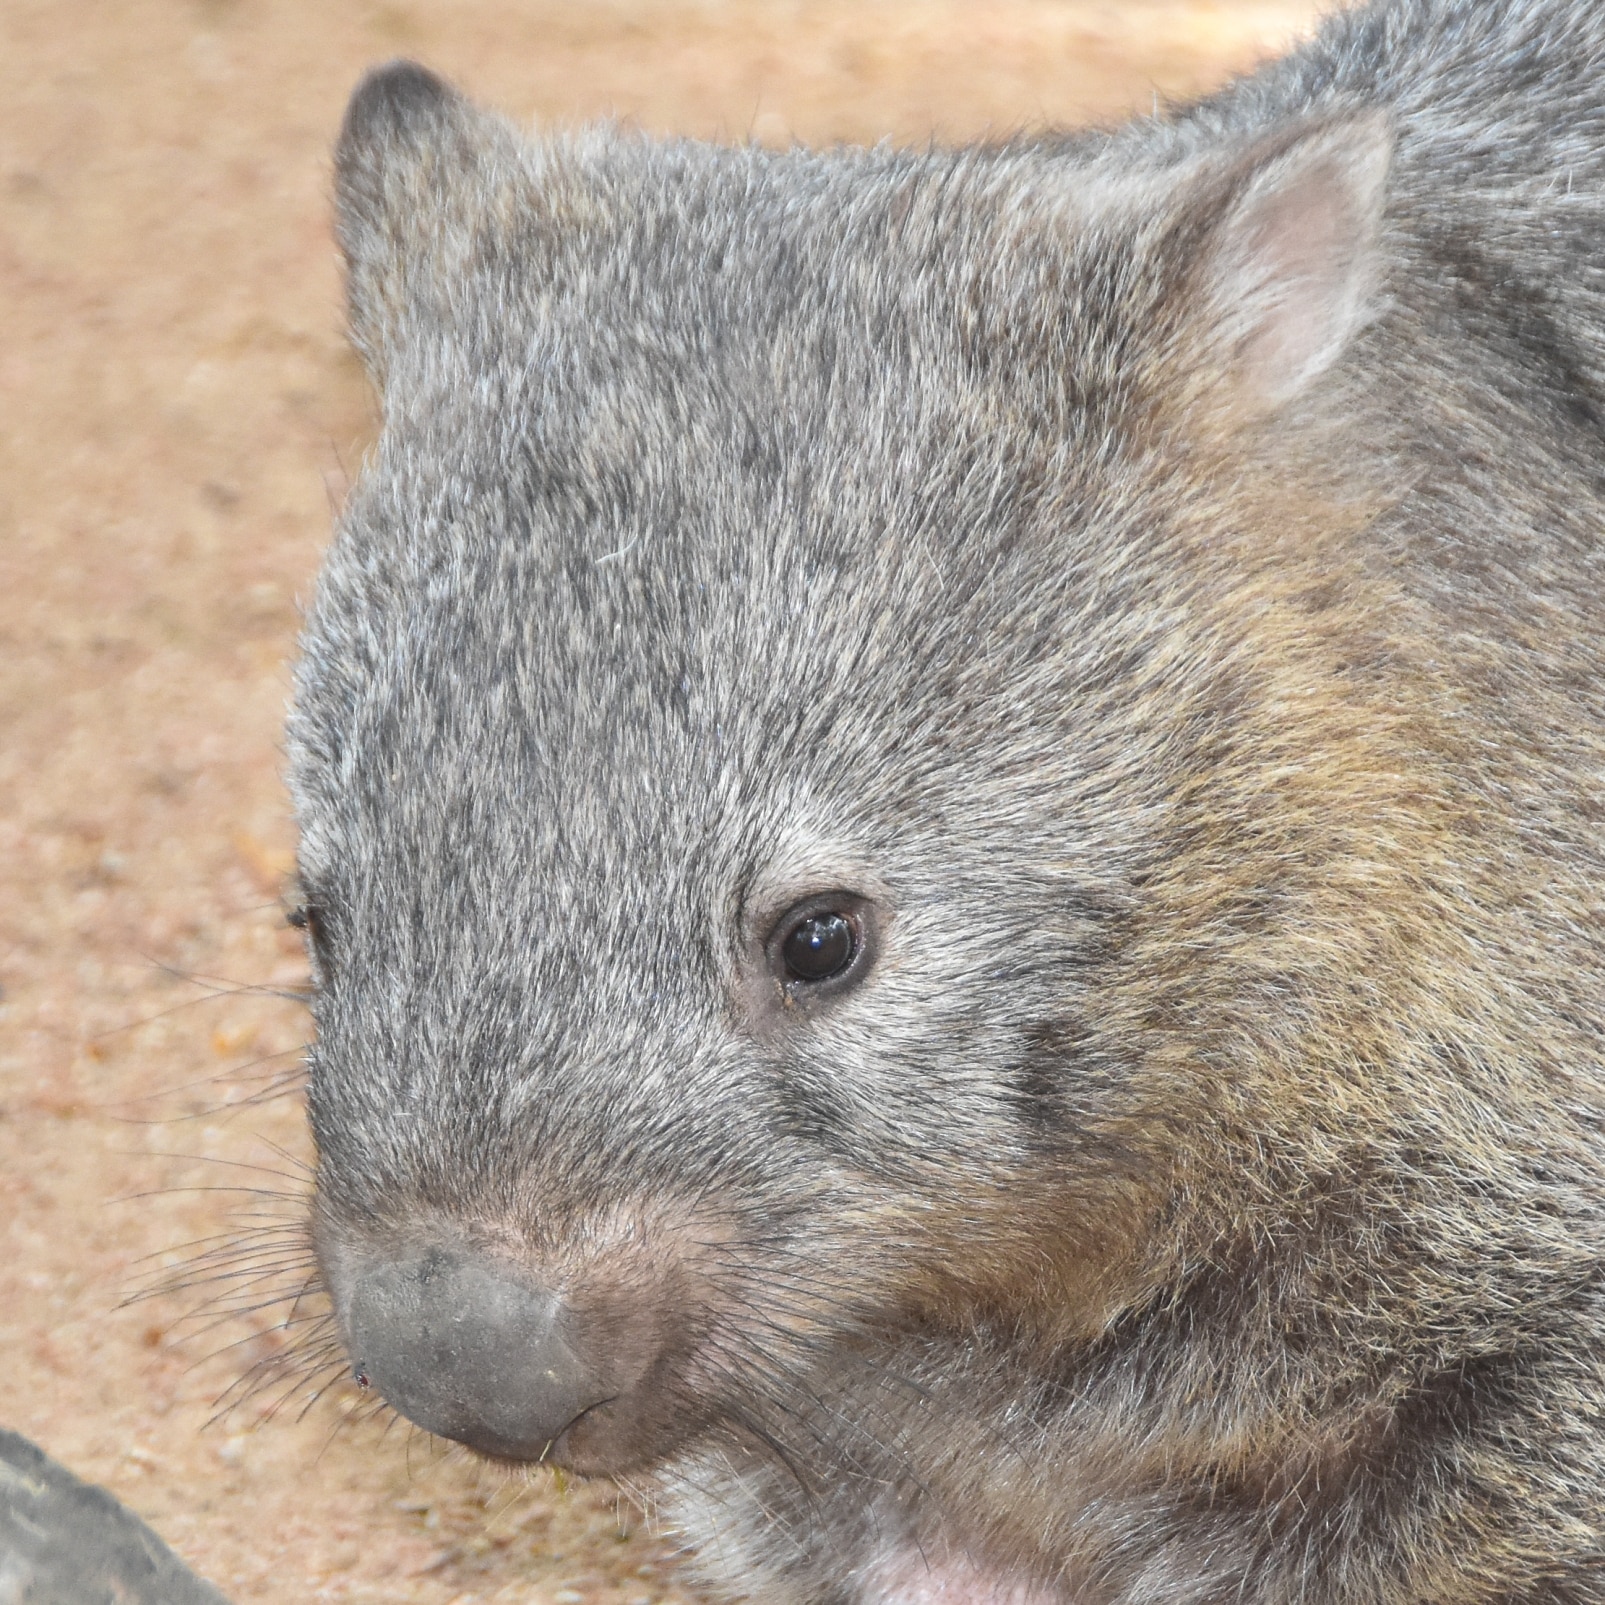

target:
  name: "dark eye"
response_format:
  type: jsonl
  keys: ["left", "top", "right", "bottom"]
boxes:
{"left": 782, "top": 912, "right": 855, "bottom": 981}
{"left": 290, "top": 903, "right": 332, "bottom": 973}
{"left": 767, "top": 894, "right": 875, "bottom": 997}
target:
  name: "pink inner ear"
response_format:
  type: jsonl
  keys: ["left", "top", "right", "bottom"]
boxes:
{"left": 1205, "top": 115, "right": 1394, "bottom": 412}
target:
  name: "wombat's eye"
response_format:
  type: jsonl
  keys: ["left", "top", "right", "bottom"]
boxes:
{"left": 783, "top": 914, "right": 854, "bottom": 980}
{"left": 290, "top": 903, "right": 331, "bottom": 973}
{"left": 768, "top": 896, "right": 870, "bottom": 993}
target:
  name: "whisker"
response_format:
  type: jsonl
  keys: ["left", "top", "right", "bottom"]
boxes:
{"left": 99, "top": 1046, "right": 308, "bottom": 1110}
{"left": 143, "top": 958, "right": 312, "bottom": 1005}
{"left": 87, "top": 984, "right": 303, "bottom": 1044}
{"left": 113, "top": 1184, "right": 308, "bottom": 1209}
{"left": 128, "top": 1221, "right": 310, "bottom": 1265}
{"left": 135, "top": 1247, "right": 317, "bottom": 1287}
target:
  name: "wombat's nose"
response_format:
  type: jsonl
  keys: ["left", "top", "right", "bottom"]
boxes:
{"left": 344, "top": 1249, "right": 604, "bottom": 1460}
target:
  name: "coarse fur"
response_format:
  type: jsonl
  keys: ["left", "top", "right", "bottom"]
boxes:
{"left": 288, "top": 1, "right": 1605, "bottom": 1599}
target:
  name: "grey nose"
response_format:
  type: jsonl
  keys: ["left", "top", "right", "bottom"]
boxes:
{"left": 344, "top": 1249, "right": 604, "bottom": 1460}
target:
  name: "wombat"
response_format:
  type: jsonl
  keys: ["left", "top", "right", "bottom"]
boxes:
{"left": 286, "top": 0, "right": 1605, "bottom": 1599}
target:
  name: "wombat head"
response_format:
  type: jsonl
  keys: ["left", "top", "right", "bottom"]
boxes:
{"left": 290, "top": 62, "right": 1397, "bottom": 1474}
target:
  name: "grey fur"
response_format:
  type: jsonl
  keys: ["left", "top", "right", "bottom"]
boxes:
{"left": 290, "top": 2, "right": 1605, "bottom": 1599}
{"left": 0, "top": 1429, "right": 232, "bottom": 1605}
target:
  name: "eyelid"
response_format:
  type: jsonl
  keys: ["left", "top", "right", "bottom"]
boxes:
{"left": 765, "top": 891, "right": 865, "bottom": 945}
{"left": 743, "top": 864, "right": 892, "bottom": 951}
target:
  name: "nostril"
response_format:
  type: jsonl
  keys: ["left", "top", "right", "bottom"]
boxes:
{"left": 344, "top": 1248, "right": 605, "bottom": 1460}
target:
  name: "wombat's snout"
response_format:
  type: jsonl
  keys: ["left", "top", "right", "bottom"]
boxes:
{"left": 343, "top": 1248, "right": 609, "bottom": 1463}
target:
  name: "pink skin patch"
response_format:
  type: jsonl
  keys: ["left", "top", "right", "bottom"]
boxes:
{"left": 862, "top": 1550, "right": 1060, "bottom": 1605}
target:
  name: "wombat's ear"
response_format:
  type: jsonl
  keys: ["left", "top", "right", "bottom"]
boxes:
{"left": 1172, "top": 110, "right": 1393, "bottom": 417}
{"left": 334, "top": 61, "right": 493, "bottom": 384}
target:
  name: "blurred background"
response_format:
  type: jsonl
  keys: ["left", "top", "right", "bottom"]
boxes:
{"left": 0, "top": 3, "right": 1323, "bottom": 1600}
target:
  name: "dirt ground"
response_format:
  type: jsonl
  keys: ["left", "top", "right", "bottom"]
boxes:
{"left": 0, "top": 2, "right": 1323, "bottom": 1600}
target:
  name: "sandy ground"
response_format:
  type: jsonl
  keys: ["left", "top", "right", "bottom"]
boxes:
{"left": 0, "top": 2, "right": 1324, "bottom": 1600}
